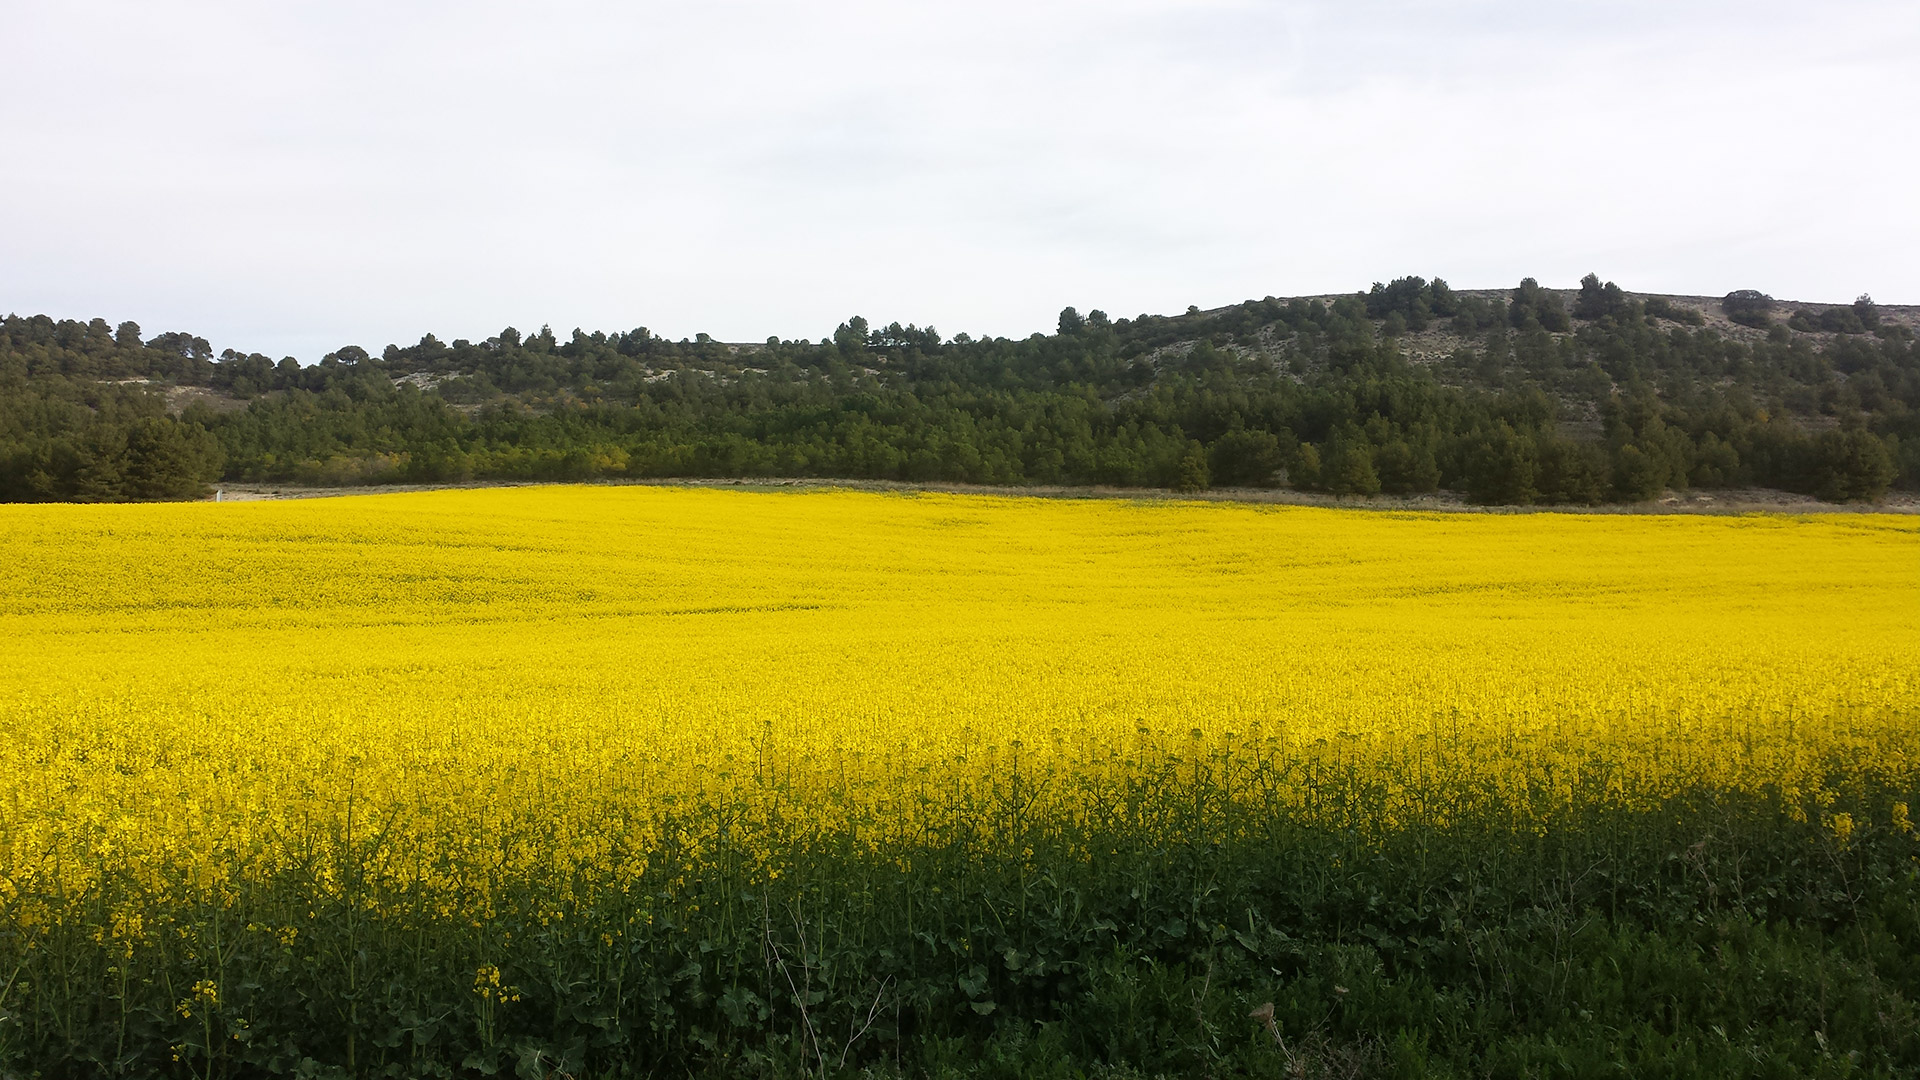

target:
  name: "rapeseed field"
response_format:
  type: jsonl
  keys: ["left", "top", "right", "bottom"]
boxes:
{"left": 1, "top": 486, "right": 1916, "bottom": 1077}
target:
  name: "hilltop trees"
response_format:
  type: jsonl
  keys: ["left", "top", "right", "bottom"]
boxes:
{"left": 3, "top": 273, "right": 1914, "bottom": 504}
{"left": 1573, "top": 273, "right": 1630, "bottom": 321}
{"left": 1365, "top": 276, "right": 1460, "bottom": 332}
{"left": 1723, "top": 290, "right": 1775, "bottom": 328}
{"left": 1509, "top": 278, "right": 1571, "bottom": 332}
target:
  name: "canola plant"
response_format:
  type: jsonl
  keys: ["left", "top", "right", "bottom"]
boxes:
{"left": 1, "top": 486, "right": 1916, "bottom": 1076}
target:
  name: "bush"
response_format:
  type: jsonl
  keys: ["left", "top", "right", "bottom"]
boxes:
{"left": 1534, "top": 438, "right": 1608, "bottom": 504}
{"left": 1364, "top": 275, "right": 1459, "bottom": 330}
{"left": 1450, "top": 294, "right": 1504, "bottom": 333}
{"left": 1319, "top": 436, "right": 1380, "bottom": 496}
{"left": 1460, "top": 424, "right": 1538, "bottom": 504}
{"left": 1175, "top": 440, "right": 1211, "bottom": 492}
{"left": 120, "top": 416, "right": 224, "bottom": 499}
{"left": 1642, "top": 296, "right": 1705, "bottom": 325}
{"left": 1611, "top": 443, "right": 1665, "bottom": 501}
{"left": 1572, "top": 273, "right": 1630, "bottom": 321}
{"left": 1509, "top": 279, "right": 1571, "bottom": 333}
{"left": 1810, "top": 428, "right": 1896, "bottom": 502}
{"left": 1373, "top": 439, "right": 1440, "bottom": 495}
{"left": 1723, "top": 290, "right": 1775, "bottom": 329}
{"left": 1207, "top": 428, "right": 1285, "bottom": 487}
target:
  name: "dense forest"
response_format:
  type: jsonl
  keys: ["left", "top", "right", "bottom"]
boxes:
{"left": 3, "top": 275, "right": 1915, "bottom": 504}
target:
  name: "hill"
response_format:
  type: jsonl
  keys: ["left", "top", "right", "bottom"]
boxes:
{"left": 4, "top": 276, "right": 1916, "bottom": 504}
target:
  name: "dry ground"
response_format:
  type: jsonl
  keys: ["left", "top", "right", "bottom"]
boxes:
{"left": 206, "top": 477, "right": 1920, "bottom": 514}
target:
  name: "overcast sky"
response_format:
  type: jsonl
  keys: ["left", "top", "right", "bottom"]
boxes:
{"left": 4, "top": 0, "right": 1916, "bottom": 360}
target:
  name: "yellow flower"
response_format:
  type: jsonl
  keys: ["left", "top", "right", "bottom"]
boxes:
{"left": 1830, "top": 813, "right": 1855, "bottom": 847}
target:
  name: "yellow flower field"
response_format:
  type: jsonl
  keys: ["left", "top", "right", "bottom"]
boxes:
{"left": 3, "top": 485, "right": 1918, "bottom": 1074}
{"left": 3, "top": 486, "right": 1915, "bottom": 895}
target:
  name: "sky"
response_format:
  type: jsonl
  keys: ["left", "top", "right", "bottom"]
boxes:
{"left": 4, "top": 0, "right": 1917, "bottom": 361}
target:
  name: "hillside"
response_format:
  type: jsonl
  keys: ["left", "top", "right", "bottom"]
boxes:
{"left": 4, "top": 276, "right": 1916, "bottom": 504}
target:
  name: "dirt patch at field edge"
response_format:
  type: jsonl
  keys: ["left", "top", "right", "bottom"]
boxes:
{"left": 202, "top": 478, "right": 1920, "bottom": 515}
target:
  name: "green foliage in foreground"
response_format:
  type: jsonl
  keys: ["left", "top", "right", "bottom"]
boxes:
{"left": 5, "top": 276, "right": 1918, "bottom": 504}
{"left": 5, "top": 782, "right": 1918, "bottom": 1078}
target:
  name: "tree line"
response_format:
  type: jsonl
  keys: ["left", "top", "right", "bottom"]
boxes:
{"left": 3, "top": 276, "right": 1914, "bottom": 503}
